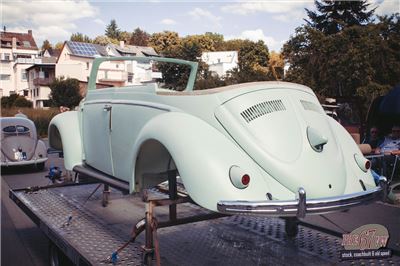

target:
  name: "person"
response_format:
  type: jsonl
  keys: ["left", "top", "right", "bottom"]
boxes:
{"left": 14, "top": 109, "right": 28, "bottom": 118}
{"left": 375, "top": 125, "right": 400, "bottom": 180}
{"left": 362, "top": 126, "right": 383, "bottom": 150}
{"left": 375, "top": 125, "right": 400, "bottom": 154}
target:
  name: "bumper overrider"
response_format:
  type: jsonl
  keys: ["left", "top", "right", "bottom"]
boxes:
{"left": 217, "top": 178, "right": 388, "bottom": 218}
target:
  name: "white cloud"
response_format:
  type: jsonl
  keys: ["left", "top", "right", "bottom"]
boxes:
{"left": 222, "top": 0, "right": 313, "bottom": 22}
{"left": 160, "top": 18, "right": 177, "bottom": 25}
{"left": 2, "top": 0, "right": 98, "bottom": 44}
{"left": 94, "top": 18, "right": 106, "bottom": 25}
{"left": 371, "top": 0, "right": 400, "bottom": 16}
{"left": 226, "top": 29, "right": 285, "bottom": 52}
{"left": 188, "top": 8, "right": 222, "bottom": 28}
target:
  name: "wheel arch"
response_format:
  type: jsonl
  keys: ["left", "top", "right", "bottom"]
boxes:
{"left": 48, "top": 111, "right": 83, "bottom": 170}
{"left": 131, "top": 112, "right": 273, "bottom": 212}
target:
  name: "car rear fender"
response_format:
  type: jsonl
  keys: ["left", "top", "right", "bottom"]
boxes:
{"left": 48, "top": 111, "right": 83, "bottom": 170}
{"left": 133, "top": 112, "right": 289, "bottom": 212}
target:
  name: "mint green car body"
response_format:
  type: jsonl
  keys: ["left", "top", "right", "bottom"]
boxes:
{"left": 48, "top": 57, "right": 383, "bottom": 216}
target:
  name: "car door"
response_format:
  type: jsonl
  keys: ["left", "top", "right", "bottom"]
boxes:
{"left": 82, "top": 89, "right": 114, "bottom": 176}
{"left": 110, "top": 86, "right": 167, "bottom": 182}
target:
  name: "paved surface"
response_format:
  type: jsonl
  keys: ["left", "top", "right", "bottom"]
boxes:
{"left": 1, "top": 152, "right": 65, "bottom": 266}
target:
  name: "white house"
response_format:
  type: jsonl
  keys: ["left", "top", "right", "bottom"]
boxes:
{"left": 56, "top": 41, "right": 159, "bottom": 93}
{"left": 201, "top": 51, "right": 238, "bottom": 77}
{"left": 0, "top": 29, "right": 40, "bottom": 98}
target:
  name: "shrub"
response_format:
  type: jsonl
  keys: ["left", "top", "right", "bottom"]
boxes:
{"left": 50, "top": 77, "right": 82, "bottom": 109}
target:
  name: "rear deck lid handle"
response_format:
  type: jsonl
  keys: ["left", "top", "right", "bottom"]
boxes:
{"left": 307, "top": 127, "right": 328, "bottom": 152}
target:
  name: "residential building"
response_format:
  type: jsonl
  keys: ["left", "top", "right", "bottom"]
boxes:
{"left": 56, "top": 41, "right": 160, "bottom": 95}
{"left": 26, "top": 59, "right": 57, "bottom": 108}
{"left": 0, "top": 29, "right": 40, "bottom": 98}
{"left": 201, "top": 51, "right": 238, "bottom": 77}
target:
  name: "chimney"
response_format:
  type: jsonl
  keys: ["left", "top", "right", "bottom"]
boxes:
{"left": 28, "top": 30, "right": 32, "bottom": 36}
{"left": 120, "top": 40, "right": 125, "bottom": 48}
{"left": 3, "top": 26, "right": 5, "bottom": 32}
{"left": 12, "top": 37, "right": 17, "bottom": 49}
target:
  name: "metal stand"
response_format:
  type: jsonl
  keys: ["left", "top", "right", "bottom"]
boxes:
{"left": 131, "top": 170, "right": 227, "bottom": 265}
{"left": 102, "top": 184, "right": 110, "bottom": 207}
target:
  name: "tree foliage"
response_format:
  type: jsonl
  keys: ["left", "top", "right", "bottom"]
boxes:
{"left": 49, "top": 77, "right": 82, "bottom": 108}
{"left": 1, "top": 94, "right": 32, "bottom": 108}
{"left": 70, "top": 32, "right": 92, "bottom": 43}
{"left": 41, "top": 40, "right": 52, "bottom": 51}
{"left": 93, "top": 35, "right": 119, "bottom": 45}
{"left": 283, "top": 0, "right": 400, "bottom": 113}
{"left": 105, "top": 19, "right": 121, "bottom": 40}
{"left": 305, "top": 0, "right": 375, "bottom": 34}
{"left": 130, "top": 28, "right": 150, "bottom": 46}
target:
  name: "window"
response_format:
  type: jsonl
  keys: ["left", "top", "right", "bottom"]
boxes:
{"left": 0, "top": 74, "right": 10, "bottom": 80}
{"left": 21, "top": 70, "right": 27, "bottom": 81}
{"left": 2, "top": 125, "right": 30, "bottom": 136}
{"left": 128, "top": 73, "right": 133, "bottom": 83}
{"left": 44, "top": 71, "right": 49, "bottom": 78}
{"left": 1, "top": 53, "right": 11, "bottom": 61}
{"left": 86, "top": 62, "right": 90, "bottom": 70}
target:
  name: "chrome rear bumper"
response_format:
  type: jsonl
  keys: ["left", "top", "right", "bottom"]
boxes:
{"left": 217, "top": 179, "right": 387, "bottom": 218}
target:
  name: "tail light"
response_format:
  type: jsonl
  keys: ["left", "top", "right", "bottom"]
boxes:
{"left": 229, "top": 166, "right": 250, "bottom": 189}
{"left": 354, "top": 154, "right": 370, "bottom": 172}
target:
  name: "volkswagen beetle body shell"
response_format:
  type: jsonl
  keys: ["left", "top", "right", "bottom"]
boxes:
{"left": 48, "top": 56, "right": 382, "bottom": 217}
{"left": 1, "top": 116, "right": 48, "bottom": 168}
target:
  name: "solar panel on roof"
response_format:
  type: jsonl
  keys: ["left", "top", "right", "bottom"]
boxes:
{"left": 68, "top": 42, "right": 99, "bottom": 57}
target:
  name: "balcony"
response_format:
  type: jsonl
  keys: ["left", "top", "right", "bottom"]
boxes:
{"left": 15, "top": 58, "right": 42, "bottom": 64}
{"left": 33, "top": 77, "right": 54, "bottom": 86}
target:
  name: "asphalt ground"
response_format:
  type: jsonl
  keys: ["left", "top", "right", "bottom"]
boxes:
{"left": 1, "top": 151, "right": 400, "bottom": 265}
{"left": 1, "top": 152, "right": 64, "bottom": 266}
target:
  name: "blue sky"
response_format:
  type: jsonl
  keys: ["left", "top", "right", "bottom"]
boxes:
{"left": 2, "top": 0, "right": 399, "bottom": 52}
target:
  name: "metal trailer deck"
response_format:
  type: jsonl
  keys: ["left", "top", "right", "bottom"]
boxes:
{"left": 9, "top": 183, "right": 400, "bottom": 266}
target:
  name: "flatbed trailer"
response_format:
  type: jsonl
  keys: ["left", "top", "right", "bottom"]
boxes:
{"left": 9, "top": 181, "right": 400, "bottom": 266}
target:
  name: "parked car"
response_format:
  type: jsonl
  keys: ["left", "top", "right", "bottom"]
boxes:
{"left": 48, "top": 56, "right": 385, "bottom": 218}
{"left": 1, "top": 116, "right": 48, "bottom": 170}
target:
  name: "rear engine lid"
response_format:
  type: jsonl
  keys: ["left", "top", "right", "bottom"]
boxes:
{"left": 215, "top": 87, "right": 347, "bottom": 198}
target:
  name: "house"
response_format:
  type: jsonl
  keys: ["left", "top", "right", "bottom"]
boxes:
{"left": 201, "top": 51, "right": 238, "bottom": 77}
{"left": 57, "top": 41, "right": 160, "bottom": 94}
{"left": 26, "top": 55, "right": 58, "bottom": 108}
{"left": 106, "top": 42, "right": 161, "bottom": 82}
{"left": 0, "top": 29, "right": 40, "bottom": 97}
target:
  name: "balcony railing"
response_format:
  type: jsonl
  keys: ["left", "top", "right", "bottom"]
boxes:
{"left": 15, "top": 58, "right": 42, "bottom": 64}
{"left": 33, "top": 77, "right": 54, "bottom": 86}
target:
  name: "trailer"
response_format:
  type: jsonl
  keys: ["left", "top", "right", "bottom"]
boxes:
{"left": 9, "top": 173, "right": 400, "bottom": 266}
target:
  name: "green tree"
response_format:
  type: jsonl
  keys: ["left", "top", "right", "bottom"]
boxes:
{"left": 119, "top": 31, "right": 132, "bottom": 44}
{"left": 227, "top": 40, "right": 270, "bottom": 83}
{"left": 70, "top": 32, "right": 92, "bottom": 43}
{"left": 305, "top": 0, "right": 375, "bottom": 34}
{"left": 105, "top": 19, "right": 121, "bottom": 40}
{"left": 93, "top": 35, "right": 119, "bottom": 45}
{"left": 49, "top": 77, "right": 82, "bottom": 109}
{"left": 149, "top": 31, "right": 181, "bottom": 54}
{"left": 283, "top": 6, "right": 400, "bottom": 113}
{"left": 130, "top": 28, "right": 150, "bottom": 46}
{"left": 41, "top": 40, "right": 52, "bottom": 51}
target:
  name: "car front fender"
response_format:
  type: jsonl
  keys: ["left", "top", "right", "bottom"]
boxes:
{"left": 133, "top": 112, "right": 275, "bottom": 212}
{"left": 48, "top": 111, "right": 83, "bottom": 170}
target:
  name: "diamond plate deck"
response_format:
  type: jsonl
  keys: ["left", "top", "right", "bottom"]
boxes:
{"left": 11, "top": 184, "right": 400, "bottom": 265}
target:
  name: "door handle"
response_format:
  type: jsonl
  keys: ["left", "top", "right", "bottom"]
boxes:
{"left": 103, "top": 104, "right": 112, "bottom": 131}
{"left": 103, "top": 104, "right": 112, "bottom": 111}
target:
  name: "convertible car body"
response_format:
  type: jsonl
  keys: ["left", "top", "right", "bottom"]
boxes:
{"left": 48, "top": 56, "right": 385, "bottom": 217}
{"left": 1, "top": 116, "right": 47, "bottom": 169}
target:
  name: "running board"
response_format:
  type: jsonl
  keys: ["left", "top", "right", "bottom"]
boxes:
{"left": 73, "top": 165, "right": 130, "bottom": 193}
